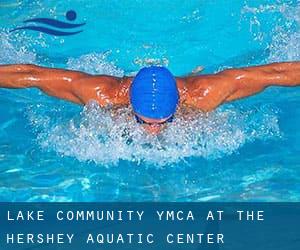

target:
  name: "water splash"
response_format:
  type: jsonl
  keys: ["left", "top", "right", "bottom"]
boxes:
{"left": 181, "top": 8, "right": 201, "bottom": 23}
{"left": 0, "top": 31, "right": 36, "bottom": 64}
{"left": 133, "top": 57, "right": 169, "bottom": 67}
{"left": 26, "top": 101, "right": 281, "bottom": 166}
{"left": 242, "top": 2, "right": 300, "bottom": 62}
{"left": 268, "top": 4, "right": 300, "bottom": 62}
{"left": 242, "top": 3, "right": 288, "bottom": 15}
{"left": 67, "top": 51, "right": 124, "bottom": 76}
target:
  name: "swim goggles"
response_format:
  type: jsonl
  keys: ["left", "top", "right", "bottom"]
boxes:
{"left": 135, "top": 115, "right": 174, "bottom": 125}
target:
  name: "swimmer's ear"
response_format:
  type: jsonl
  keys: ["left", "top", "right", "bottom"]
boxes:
{"left": 190, "top": 65, "right": 204, "bottom": 76}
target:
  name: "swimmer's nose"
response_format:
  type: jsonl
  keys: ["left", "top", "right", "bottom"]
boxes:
{"left": 143, "top": 124, "right": 163, "bottom": 135}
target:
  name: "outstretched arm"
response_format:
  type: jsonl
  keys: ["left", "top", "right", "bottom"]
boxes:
{"left": 225, "top": 62, "right": 300, "bottom": 101}
{"left": 0, "top": 64, "right": 88, "bottom": 104}
{"left": 183, "top": 62, "right": 300, "bottom": 111}
{"left": 0, "top": 64, "right": 128, "bottom": 106}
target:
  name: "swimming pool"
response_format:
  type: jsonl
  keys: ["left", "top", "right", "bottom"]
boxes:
{"left": 0, "top": 0, "right": 299, "bottom": 201}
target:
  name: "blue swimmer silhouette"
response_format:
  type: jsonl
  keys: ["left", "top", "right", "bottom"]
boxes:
{"left": 10, "top": 10, "right": 85, "bottom": 36}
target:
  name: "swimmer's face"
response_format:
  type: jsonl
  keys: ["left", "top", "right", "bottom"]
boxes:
{"left": 135, "top": 114, "right": 171, "bottom": 135}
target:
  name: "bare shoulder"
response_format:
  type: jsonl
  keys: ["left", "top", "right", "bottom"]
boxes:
{"left": 178, "top": 71, "right": 238, "bottom": 112}
{"left": 72, "top": 75, "right": 131, "bottom": 106}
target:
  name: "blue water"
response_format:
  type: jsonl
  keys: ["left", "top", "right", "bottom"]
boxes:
{"left": 0, "top": 0, "right": 299, "bottom": 201}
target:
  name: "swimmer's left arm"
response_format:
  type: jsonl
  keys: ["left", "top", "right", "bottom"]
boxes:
{"left": 182, "top": 62, "right": 300, "bottom": 111}
{"left": 224, "top": 62, "right": 300, "bottom": 102}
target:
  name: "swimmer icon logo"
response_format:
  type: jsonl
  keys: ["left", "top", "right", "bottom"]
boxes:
{"left": 10, "top": 10, "right": 85, "bottom": 36}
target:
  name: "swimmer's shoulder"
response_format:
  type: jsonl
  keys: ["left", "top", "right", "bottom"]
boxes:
{"left": 176, "top": 73, "right": 236, "bottom": 112}
{"left": 176, "top": 75, "right": 212, "bottom": 106}
{"left": 72, "top": 75, "right": 132, "bottom": 106}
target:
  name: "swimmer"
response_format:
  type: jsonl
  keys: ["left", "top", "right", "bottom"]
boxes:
{"left": 0, "top": 62, "right": 300, "bottom": 134}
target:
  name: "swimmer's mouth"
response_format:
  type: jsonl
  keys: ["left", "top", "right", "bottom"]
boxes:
{"left": 134, "top": 115, "right": 174, "bottom": 125}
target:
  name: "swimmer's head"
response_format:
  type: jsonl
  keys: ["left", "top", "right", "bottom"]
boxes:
{"left": 129, "top": 66, "right": 179, "bottom": 130}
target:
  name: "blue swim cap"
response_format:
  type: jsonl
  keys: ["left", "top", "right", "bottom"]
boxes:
{"left": 130, "top": 66, "right": 179, "bottom": 120}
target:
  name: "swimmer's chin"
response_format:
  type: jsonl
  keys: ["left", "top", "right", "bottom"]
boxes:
{"left": 142, "top": 124, "right": 164, "bottom": 135}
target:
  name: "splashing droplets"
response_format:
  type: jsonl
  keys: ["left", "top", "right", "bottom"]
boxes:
{"left": 26, "top": 101, "right": 281, "bottom": 167}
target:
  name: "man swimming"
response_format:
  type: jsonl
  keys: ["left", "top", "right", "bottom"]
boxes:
{"left": 0, "top": 62, "right": 300, "bottom": 134}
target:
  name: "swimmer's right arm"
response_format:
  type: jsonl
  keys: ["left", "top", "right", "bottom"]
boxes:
{"left": 0, "top": 64, "right": 130, "bottom": 106}
{"left": 0, "top": 64, "right": 88, "bottom": 104}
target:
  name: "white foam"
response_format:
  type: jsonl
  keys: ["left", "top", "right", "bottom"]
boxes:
{"left": 268, "top": 5, "right": 300, "bottom": 62}
{"left": 26, "top": 101, "right": 281, "bottom": 167}
{"left": 67, "top": 51, "right": 124, "bottom": 76}
{"left": 242, "top": 2, "right": 300, "bottom": 62}
{"left": 0, "top": 31, "right": 36, "bottom": 64}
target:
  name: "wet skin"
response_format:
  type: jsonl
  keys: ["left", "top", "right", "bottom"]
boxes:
{"left": 0, "top": 62, "right": 300, "bottom": 133}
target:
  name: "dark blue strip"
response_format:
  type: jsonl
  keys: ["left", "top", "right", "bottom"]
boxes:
{"left": 10, "top": 26, "right": 83, "bottom": 36}
{"left": 24, "top": 18, "right": 85, "bottom": 28}
{"left": 0, "top": 203, "right": 299, "bottom": 250}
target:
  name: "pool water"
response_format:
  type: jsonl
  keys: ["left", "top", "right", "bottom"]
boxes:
{"left": 0, "top": 0, "right": 299, "bottom": 201}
